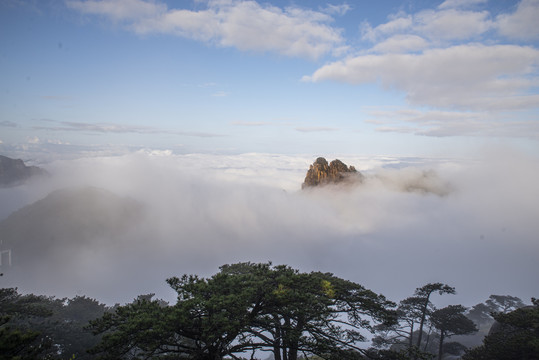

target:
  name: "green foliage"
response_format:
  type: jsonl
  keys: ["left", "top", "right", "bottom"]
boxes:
{"left": 45, "top": 296, "right": 107, "bottom": 359}
{"left": 463, "top": 298, "right": 539, "bottom": 360}
{"left": 372, "top": 283, "right": 456, "bottom": 360}
{"left": 485, "top": 295, "right": 526, "bottom": 314}
{"left": 88, "top": 295, "right": 176, "bottom": 359}
{"left": 430, "top": 305, "right": 477, "bottom": 360}
{"left": 0, "top": 288, "right": 55, "bottom": 359}
{"left": 413, "top": 283, "right": 455, "bottom": 351}
{"left": 467, "top": 294, "right": 526, "bottom": 328}
{"left": 431, "top": 305, "right": 477, "bottom": 338}
{"left": 89, "top": 262, "right": 397, "bottom": 360}
{"left": 3, "top": 270, "right": 532, "bottom": 360}
{"left": 0, "top": 288, "right": 107, "bottom": 360}
{"left": 366, "top": 346, "right": 435, "bottom": 360}
{"left": 0, "top": 318, "right": 42, "bottom": 360}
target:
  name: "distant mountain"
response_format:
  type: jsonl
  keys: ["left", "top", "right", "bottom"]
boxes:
{"left": 0, "top": 186, "right": 145, "bottom": 268}
{"left": 0, "top": 155, "right": 47, "bottom": 187}
{"left": 302, "top": 157, "right": 363, "bottom": 189}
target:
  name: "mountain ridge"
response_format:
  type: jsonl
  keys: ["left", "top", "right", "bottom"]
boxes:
{"left": 0, "top": 155, "right": 47, "bottom": 187}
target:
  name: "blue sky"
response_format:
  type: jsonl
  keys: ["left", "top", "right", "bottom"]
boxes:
{"left": 1, "top": 0, "right": 538, "bottom": 159}
{"left": 1, "top": 0, "right": 539, "bottom": 308}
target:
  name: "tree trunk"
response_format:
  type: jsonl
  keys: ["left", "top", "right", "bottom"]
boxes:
{"left": 289, "top": 349, "right": 298, "bottom": 360}
{"left": 408, "top": 321, "right": 414, "bottom": 349}
{"left": 416, "top": 297, "right": 430, "bottom": 349}
{"left": 423, "top": 324, "right": 432, "bottom": 352}
{"left": 273, "top": 316, "right": 282, "bottom": 360}
{"left": 437, "top": 331, "right": 445, "bottom": 360}
{"left": 288, "top": 318, "right": 304, "bottom": 360}
{"left": 282, "top": 316, "right": 290, "bottom": 360}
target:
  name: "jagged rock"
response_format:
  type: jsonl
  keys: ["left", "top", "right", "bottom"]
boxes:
{"left": 0, "top": 155, "right": 47, "bottom": 187}
{"left": 302, "top": 157, "right": 362, "bottom": 189}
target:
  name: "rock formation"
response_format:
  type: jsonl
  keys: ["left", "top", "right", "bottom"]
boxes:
{"left": 302, "top": 157, "right": 362, "bottom": 189}
{"left": 0, "top": 155, "right": 47, "bottom": 187}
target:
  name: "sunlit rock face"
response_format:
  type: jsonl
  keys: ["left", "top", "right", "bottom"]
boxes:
{"left": 302, "top": 157, "right": 363, "bottom": 189}
{"left": 0, "top": 155, "right": 47, "bottom": 187}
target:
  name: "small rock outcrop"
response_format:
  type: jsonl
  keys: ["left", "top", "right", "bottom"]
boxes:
{"left": 0, "top": 155, "right": 47, "bottom": 187}
{"left": 302, "top": 157, "right": 362, "bottom": 189}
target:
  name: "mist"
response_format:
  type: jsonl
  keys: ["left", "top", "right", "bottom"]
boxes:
{"left": 1, "top": 149, "right": 538, "bottom": 308}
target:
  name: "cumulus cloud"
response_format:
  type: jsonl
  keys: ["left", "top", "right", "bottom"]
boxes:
{"left": 413, "top": 8, "right": 492, "bottom": 41}
{"left": 66, "top": 0, "right": 166, "bottom": 21}
{"left": 369, "top": 34, "right": 428, "bottom": 54}
{"left": 496, "top": 0, "right": 539, "bottom": 40}
{"left": 361, "top": 8, "right": 491, "bottom": 44}
{"left": 1, "top": 151, "right": 538, "bottom": 307}
{"left": 315, "top": 0, "right": 539, "bottom": 138}
{"left": 322, "top": 3, "right": 351, "bottom": 16}
{"left": 359, "top": 1, "right": 539, "bottom": 46}
{"left": 438, "top": 0, "right": 488, "bottom": 10}
{"left": 66, "top": 0, "right": 345, "bottom": 59}
{"left": 306, "top": 44, "right": 539, "bottom": 112}
{"left": 360, "top": 15, "right": 413, "bottom": 42}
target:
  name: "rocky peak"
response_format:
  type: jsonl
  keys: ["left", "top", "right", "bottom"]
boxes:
{"left": 302, "top": 157, "right": 362, "bottom": 189}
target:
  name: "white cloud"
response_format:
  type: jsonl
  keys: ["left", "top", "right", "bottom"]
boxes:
{"left": 2, "top": 151, "right": 539, "bottom": 307}
{"left": 306, "top": 44, "right": 539, "bottom": 111}
{"left": 413, "top": 9, "right": 492, "bottom": 41}
{"left": 324, "top": 1, "right": 539, "bottom": 138}
{"left": 360, "top": 0, "right": 539, "bottom": 46}
{"left": 496, "top": 0, "right": 539, "bottom": 41}
{"left": 361, "top": 15, "right": 412, "bottom": 42}
{"left": 369, "top": 34, "right": 428, "bottom": 54}
{"left": 438, "top": 0, "right": 488, "bottom": 10}
{"left": 322, "top": 3, "right": 351, "bottom": 16}
{"left": 66, "top": 0, "right": 166, "bottom": 21}
{"left": 361, "top": 8, "right": 491, "bottom": 43}
{"left": 67, "top": 0, "right": 345, "bottom": 59}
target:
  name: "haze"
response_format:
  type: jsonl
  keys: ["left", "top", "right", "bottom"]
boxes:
{"left": 1, "top": 150, "right": 538, "bottom": 309}
{"left": 1, "top": 0, "right": 538, "bottom": 308}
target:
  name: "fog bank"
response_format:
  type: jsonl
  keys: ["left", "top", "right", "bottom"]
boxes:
{"left": 0, "top": 150, "right": 537, "bottom": 307}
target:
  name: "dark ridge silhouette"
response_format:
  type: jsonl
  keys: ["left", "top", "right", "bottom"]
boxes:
{"left": 0, "top": 155, "right": 47, "bottom": 187}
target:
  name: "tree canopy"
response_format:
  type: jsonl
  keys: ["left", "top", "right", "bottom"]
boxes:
{"left": 88, "top": 262, "right": 397, "bottom": 360}
{"left": 430, "top": 305, "right": 477, "bottom": 360}
{"left": 0, "top": 288, "right": 107, "bottom": 360}
{"left": 463, "top": 298, "right": 539, "bottom": 360}
{"left": 0, "top": 267, "right": 534, "bottom": 360}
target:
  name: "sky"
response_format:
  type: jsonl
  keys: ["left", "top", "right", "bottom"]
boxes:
{"left": 1, "top": 0, "right": 538, "bottom": 159}
{"left": 0, "top": 0, "right": 539, "bottom": 316}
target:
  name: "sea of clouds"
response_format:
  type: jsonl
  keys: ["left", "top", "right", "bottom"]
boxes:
{"left": 0, "top": 149, "right": 538, "bottom": 308}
